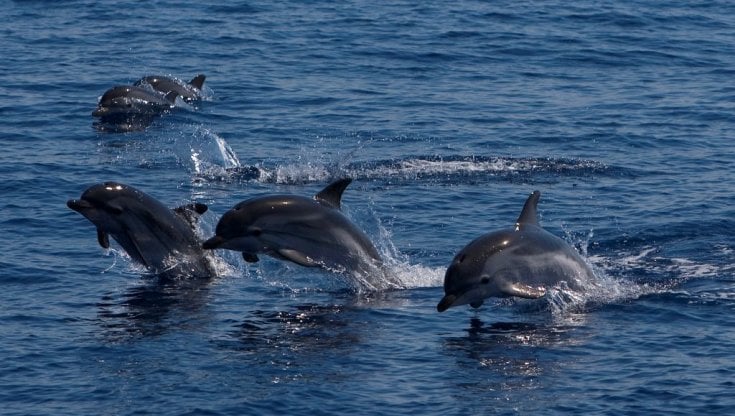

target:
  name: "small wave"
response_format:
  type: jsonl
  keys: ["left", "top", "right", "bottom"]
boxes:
{"left": 194, "top": 154, "right": 623, "bottom": 186}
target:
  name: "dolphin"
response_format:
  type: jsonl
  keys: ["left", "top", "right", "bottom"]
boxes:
{"left": 134, "top": 74, "right": 206, "bottom": 102}
{"left": 67, "top": 182, "right": 216, "bottom": 279}
{"left": 437, "top": 191, "right": 594, "bottom": 312}
{"left": 202, "top": 178, "right": 382, "bottom": 275}
{"left": 92, "top": 85, "right": 177, "bottom": 118}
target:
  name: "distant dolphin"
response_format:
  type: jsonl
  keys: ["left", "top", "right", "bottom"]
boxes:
{"left": 134, "top": 74, "right": 206, "bottom": 102}
{"left": 92, "top": 85, "right": 177, "bottom": 118}
{"left": 202, "top": 178, "right": 382, "bottom": 275}
{"left": 437, "top": 191, "right": 594, "bottom": 312}
{"left": 67, "top": 182, "right": 216, "bottom": 279}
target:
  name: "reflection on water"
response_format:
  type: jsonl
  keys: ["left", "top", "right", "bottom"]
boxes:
{"left": 96, "top": 277, "right": 213, "bottom": 341}
{"left": 442, "top": 316, "right": 586, "bottom": 402}
{"left": 93, "top": 114, "right": 160, "bottom": 133}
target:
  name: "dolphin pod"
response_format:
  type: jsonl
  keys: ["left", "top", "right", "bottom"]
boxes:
{"left": 201, "top": 178, "right": 382, "bottom": 276}
{"left": 92, "top": 73, "right": 205, "bottom": 132}
{"left": 67, "top": 182, "right": 216, "bottom": 279}
{"left": 437, "top": 191, "right": 595, "bottom": 312}
{"left": 84, "top": 74, "right": 599, "bottom": 311}
{"left": 68, "top": 179, "right": 597, "bottom": 311}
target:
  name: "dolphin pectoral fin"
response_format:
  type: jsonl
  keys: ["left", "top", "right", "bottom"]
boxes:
{"left": 189, "top": 74, "right": 206, "bottom": 90}
{"left": 470, "top": 300, "right": 484, "bottom": 309}
{"left": 242, "top": 252, "right": 259, "bottom": 263}
{"left": 501, "top": 282, "right": 546, "bottom": 299}
{"left": 314, "top": 178, "right": 352, "bottom": 209}
{"left": 276, "top": 249, "right": 319, "bottom": 267}
{"left": 97, "top": 229, "right": 110, "bottom": 249}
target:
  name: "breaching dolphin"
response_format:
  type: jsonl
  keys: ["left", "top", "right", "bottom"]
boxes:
{"left": 92, "top": 85, "right": 177, "bottom": 118}
{"left": 134, "top": 74, "right": 206, "bottom": 102}
{"left": 437, "top": 191, "right": 594, "bottom": 312}
{"left": 202, "top": 178, "right": 382, "bottom": 275}
{"left": 67, "top": 182, "right": 216, "bottom": 279}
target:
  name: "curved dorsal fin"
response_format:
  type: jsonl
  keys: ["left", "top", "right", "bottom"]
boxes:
{"left": 164, "top": 91, "right": 178, "bottom": 104}
{"left": 189, "top": 74, "right": 206, "bottom": 90}
{"left": 516, "top": 190, "right": 541, "bottom": 226}
{"left": 314, "top": 178, "right": 352, "bottom": 209}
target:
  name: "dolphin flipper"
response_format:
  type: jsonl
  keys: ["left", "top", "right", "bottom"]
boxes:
{"left": 97, "top": 229, "right": 110, "bottom": 249}
{"left": 501, "top": 281, "right": 546, "bottom": 299}
{"left": 516, "top": 190, "right": 541, "bottom": 226}
{"left": 314, "top": 178, "right": 352, "bottom": 209}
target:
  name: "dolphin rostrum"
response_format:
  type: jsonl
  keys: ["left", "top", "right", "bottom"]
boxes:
{"left": 134, "top": 74, "right": 206, "bottom": 102}
{"left": 67, "top": 182, "right": 216, "bottom": 279}
{"left": 437, "top": 191, "right": 594, "bottom": 312}
{"left": 202, "top": 178, "right": 382, "bottom": 275}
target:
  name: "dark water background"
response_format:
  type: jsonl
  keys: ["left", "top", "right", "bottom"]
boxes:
{"left": 2, "top": 1, "right": 734, "bottom": 414}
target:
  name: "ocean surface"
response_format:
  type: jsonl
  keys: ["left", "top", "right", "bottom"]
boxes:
{"left": 2, "top": 0, "right": 734, "bottom": 414}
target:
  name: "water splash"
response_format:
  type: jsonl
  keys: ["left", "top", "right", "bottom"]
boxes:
{"left": 195, "top": 154, "right": 622, "bottom": 186}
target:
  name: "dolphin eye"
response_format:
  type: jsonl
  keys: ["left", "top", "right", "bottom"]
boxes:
{"left": 457, "top": 254, "right": 466, "bottom": 263}
{"left": 480, "top": 277, "right": 490, "bottom": 285}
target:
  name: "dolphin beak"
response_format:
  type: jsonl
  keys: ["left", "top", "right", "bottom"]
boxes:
{"left": 92, "top": 107, "right": 107, "bottom": 117}
{"left": 437, "top": 294, "right": 457, "bottom": 312}
{"left": 202, "top": 235, "right": 225, "bottom": 250}
{"left": 67, "top": 199, "right": 92, "bottom": 213}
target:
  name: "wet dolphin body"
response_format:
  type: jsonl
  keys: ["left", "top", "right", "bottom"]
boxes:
{"left": 67, "top": 182, "right": 216, "bottom": 279}
{"left": 92, "top": 85, "right": 177, "bottom": 118}
{"left": 437, "top": 191, "right": 594, "bottom": 312}
{"left": 202, "top": 178, "right": 382, "bottom": 275}
{"left": 134, "top": 74, "right": 206, "bottom": 102}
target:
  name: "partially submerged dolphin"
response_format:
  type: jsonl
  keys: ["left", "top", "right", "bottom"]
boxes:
{"left": 92, "top": 85, "right": 176, "bottom": 118}
{"left": 67, "top": 182, "right": 216, "bottom": 279}
{"left": 134, "top": 74, "right": 206, "bottom": 102}
{"left": 202, "top": 178, "right": 382, "bottom": 275}
{"left": 437, "top": 191, "right": 594, "bottom": 312}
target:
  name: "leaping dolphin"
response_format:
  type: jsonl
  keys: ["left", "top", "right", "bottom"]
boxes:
{"left": 134, "top": 74, "right": 206, "bottom": 102}
{"left": 437, "top": 191, "right": 594, "bottom": 312}
{"left": 92, "top": 85, "right": 177, "bottom": 118}
{"left": 67, "top": 182, "right": 216, "bottom": 279}
{"left": 202, "top": 178, "right": 382, "bottom": 276}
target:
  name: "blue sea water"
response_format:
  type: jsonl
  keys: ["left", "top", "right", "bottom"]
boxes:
{"left": 2, "top": 0, "right": 734, "bottom": 414}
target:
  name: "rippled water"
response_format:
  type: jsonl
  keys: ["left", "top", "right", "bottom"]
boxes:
{"left": 1, "top": 1, "right": 734, "bottom": 415}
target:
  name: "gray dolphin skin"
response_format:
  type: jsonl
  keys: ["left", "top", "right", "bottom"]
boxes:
{"left": 67, "top": 182, "right": 216, "bottom": 279}
{"left": 437, "top": 191, "right": 595, "bottom": 312}
{"left": 202, "top": 178, "right": 382, "bottom": 275}
{"left": 92, "top": 85, "right": 176, "bottom": 118}
{"left": 134, "top": 74, "right": 206, "bottom": 102}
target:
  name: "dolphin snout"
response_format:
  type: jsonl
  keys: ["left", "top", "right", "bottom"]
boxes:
{"left": 436, "top": 294, "right": 457, "bottom": 313}
{"left": 202, "top": 235, "right": 225, "bottom": 250}
{"left": 92, "top": 107, "right": 108, "bottom": 117}
{"left": 67, "top": 199, "right": 92, "bottom": 212}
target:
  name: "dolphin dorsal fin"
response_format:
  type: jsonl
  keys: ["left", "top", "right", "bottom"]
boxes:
{"left": 189, "top": 74, "right": 206, "bottom": 90}
{"left": 173, "top": 203, "right": 208, "bottom": 228}
{"left": 516, "top": 190, "right": 541, "bottom": 226}
{"left": 164, "top": 91, "right": 178, "bottom": 104}
{"left": 314, "top": 178, "right": 352, "bottom": 209}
